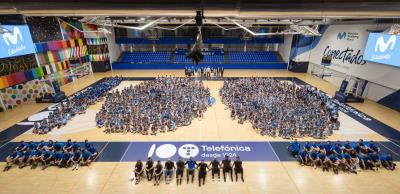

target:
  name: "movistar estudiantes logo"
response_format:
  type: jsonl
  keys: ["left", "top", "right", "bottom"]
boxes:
{"left": 337, "top": 32, "right": 347, "bottom": 40}
{"left": 375, "top": 35, "right": 396, "bottom": 53}
{"left": 3, "top": 26, "right": 23, "bottom": 46}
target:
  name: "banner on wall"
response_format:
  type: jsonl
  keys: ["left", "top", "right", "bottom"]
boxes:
{"left": 292, "top": 24, "right": 400, "bottom": 89}
{"left": 0, "top": 25, "right": 36, "bottom": 59}
{"left": 364, "top": 33, "right": 400, "bottom": 68}
{"left": 59, "top": 20, "right": 84, "bottom": 40}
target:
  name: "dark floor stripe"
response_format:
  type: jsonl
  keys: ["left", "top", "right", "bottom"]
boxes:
{"left": 96, "top": 142, "right": 131, "bottom": 162}
{"left": 269, "top": 142, "right": 297, "bottom": 162}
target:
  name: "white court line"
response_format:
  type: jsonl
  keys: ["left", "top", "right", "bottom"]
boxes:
{"left": 266, "top": 142, "right": 281, "bottom": 162}
{"left": 0, "top": 141, "right": 10, "bottom": 150}
{"left": 378, "top": 142, "right": 400, "bottom": 157}
{"left": 386, "top": 137, "right": 400, "bottom": 149}
{"left": 120, "top": 142, "right": 133, "bottom": 162}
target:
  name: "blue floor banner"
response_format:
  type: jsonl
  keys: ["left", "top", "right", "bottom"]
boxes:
{"left": 121, "top": 142, "right": 279, "bottom": 162}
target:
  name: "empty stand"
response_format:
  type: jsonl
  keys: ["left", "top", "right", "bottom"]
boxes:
{"left": 228, "top": 52, "right": 279, "bottom": 63}
{"left": 121, "top": 52, "right": 170, "bottom": 63}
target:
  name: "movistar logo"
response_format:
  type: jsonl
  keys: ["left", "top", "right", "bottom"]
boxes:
{"left": 2, "top": 26, "right": 23, "bottom": 46}
{"left": 337, "top": 32, "right": 347, "bottom": 40}
{"left": 375, "top": 35, "right": 396, "bottom": 53}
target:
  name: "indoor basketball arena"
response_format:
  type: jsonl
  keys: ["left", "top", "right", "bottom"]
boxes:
{"left": 0, "top": 1, "right": 399, "bottom": 194}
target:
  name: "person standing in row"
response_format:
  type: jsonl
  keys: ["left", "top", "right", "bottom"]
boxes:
{"left": 154, "top": 160, "right": 163, "bottom": 186}
{"left": 164, "top": 159, "right": 175, "bottom": 184}
{"left": 198, "top": 160, "right": 209, "bottom": 187}
{"left": 233, "top": 156, "right": 244, "bottom": 182}
{"left": 176, "top": 157, "right": 185, "bottom": 185}
{"left": 209, "top": 156, "right": 221, "bottom": 181}
{"left": 222, "top": 155, "right": 233, "bottom": 182}
{"left": 145, "top": 157, "right": 154, "bottom": 181}
{"left": 185, "top": 157, "right": 197, "bottom": 184}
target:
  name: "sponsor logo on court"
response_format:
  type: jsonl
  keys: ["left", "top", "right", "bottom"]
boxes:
{"left": 124, "top": 142, "right": 277, "bottom": 161}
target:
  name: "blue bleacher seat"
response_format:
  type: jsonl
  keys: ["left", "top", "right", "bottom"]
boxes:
{"left": 228, "top": 52, "right": 279, "bottom": 63}
{"left": 119, "top": 51, "right": 281, "bottom": 64}
{"left": 174, "top": 50, "right": 224, "bottom": 63}
{"left": 121, "top": 52, "right": 170, "bottom": 63}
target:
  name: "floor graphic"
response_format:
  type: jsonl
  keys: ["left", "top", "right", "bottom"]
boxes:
{"left": 0, "top": 141, "right": 398, "bottom": 162}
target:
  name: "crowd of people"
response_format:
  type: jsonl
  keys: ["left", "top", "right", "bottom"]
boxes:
{"left": 32, "top": 77, "right": 122, "bottom": 134}
{"left": 220, "top": 78, "right": 340, "bottom": 139}
{"left": 96, "top": 76, "right": 211, "bottom": 134}
{"left": 132, "top": 155, "right": 244, "bottom": 187}
{"left": 288, "top": 139, "right": 396, "bottom": 174}
{"left": 4, "top": 139, "right": 98, "bottom": 171}
{"left": 184, "top": 66, "right": 224, "bottom": 79}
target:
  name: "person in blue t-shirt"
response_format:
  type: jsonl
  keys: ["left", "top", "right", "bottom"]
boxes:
{"left": 88, "top": 144, "right": 98, "bottom": 159}
{"left": 329, "top": 154, "right": 339, "bottom": 174}
{"left": 288, "top": 139, "right": 300, "bottom": 157}
{"left": 63, "top": 139, "right": 73, "bottom": 152}
{"left": 15, "top": 141, "right": 27, "bottom": 152}
{"left": 368, "top": 141, "right": 380, "bottom": 153}
{"left": 59, "top": 150, "right": 71, "bottom": 168}
{"left": 37, "top": 140, "right": 47, "bottom": 152}
{"left": 54, "top": 150, "right": 64, "bottom": 166}
{"left": 304, "top": 142, "right": 312, "bottom": 151}
{"left": 364, "top": 154, "right": 376, "bottom": 170}
{"left": 28, "top": 141, "right": 37, "bottom": 150}
{"left": 72, "top": 141, "right": 81, "bottom": 152}
{"left": 358, "top": 154, "right": 367, "bottom": 170}
{"left": 84, "top": 139, "right": 90, "bottom": 150}
{"left": 297, "top": 147, "right": 309, "bottom": 166}
{"left": 381, "top": 153, "right": 396, "bottom": 170}
{"left": 40, "top": 149, "right": 55, "bottom": 170}
{"left": 369, "top": 152, "right": 380, "bottom": 169}
{"left": 308, "top": 150, "right": 320, "bottom": 169}
{"left": 81, "top": 149, "right": 93, "bottom": 166}
{"left": 321, "top": 153, "right": 331, "bottom": 172}
{"left": 46, "top": 140, "right": 55, "bottom": 151}
{"left": 185, "top": 157, "right": 198, "bottom": 184}
{"left": 18, "top": 147, "right": 33, "bottom": 169}
{"left": 54, "top": 141, "right": 64, "bottom": 152}
{"left": 324, "top": 141, "right": 333, "bottom": 156}
{"left": 4, "top": 150, "right": 21, "bottom": 171}
{"left": 69, "top": 149, "right": 82, "bottom": 171}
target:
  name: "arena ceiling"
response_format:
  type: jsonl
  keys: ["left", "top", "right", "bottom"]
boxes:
{"left": 1, "top": 0, "right": 400, "bottom": 19}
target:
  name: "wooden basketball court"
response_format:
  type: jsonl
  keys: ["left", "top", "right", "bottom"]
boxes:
{"left": 0, "top": 70, "right": 399, "bottom": 194}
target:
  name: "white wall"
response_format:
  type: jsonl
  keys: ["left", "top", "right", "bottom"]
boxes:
{"left": 308, "top": 62, "right": 396, "bottom": 101}
{"left": 294, "top": 24, "right": 400, "bottom": 101}
{"left": 105, "top": 27, "right": 121, "bottom": 63}
{"left": 278, "top": 35, "right": 293, "bottom": 63}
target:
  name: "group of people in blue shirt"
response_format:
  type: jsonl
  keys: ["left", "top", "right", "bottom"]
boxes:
{"left": 133, "top": 155, "right": 244, "bottom": 187}
{"left": 288, "top": 139, "right": 396, "bottom": 174}
{"left": 96, "top": 76, "right": 210, "bottom": 135}
{"left": 220, "top": 78, "right": 340, "bottom": 139}
{"left": 184, "top": 66, "right": 224, "bottom": 78}
{"left": 32, "top": 77, "right": 122, "bottom": 134}
{"left": 4, "top": 139, "right": 98, "bottom": 171}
